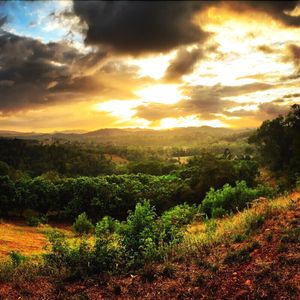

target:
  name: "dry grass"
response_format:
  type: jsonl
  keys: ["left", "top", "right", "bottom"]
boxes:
{"left": 0, "top": 222, "right": 73, "bottom": 261}
{"left": 182, "top": 190, "right": 300, "bottom": 256}
{"left": 0, "top": 222, "right": 48, "bottom": 261}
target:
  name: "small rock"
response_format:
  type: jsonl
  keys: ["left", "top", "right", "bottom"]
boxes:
{"left": 245, "top": 280, "right": 251, "bottom": 286}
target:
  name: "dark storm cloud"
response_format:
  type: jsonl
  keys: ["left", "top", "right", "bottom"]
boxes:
{"left": 0, "top": 30, "right": 107, "bottom": 112}
{"left": 72, "top": 1, "right": 210, "bottom": 55}
{"left": 228, "top": 1, "right": 300, "bottom": 27}
{"left": 164, "top": 47, "right": 204, "bottom": 81}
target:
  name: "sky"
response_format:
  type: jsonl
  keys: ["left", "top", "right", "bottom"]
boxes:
{"left": 0, "top": 0, "right": 300, "bottom": 132}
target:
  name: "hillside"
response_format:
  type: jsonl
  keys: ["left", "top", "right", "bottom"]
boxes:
{"left": 0, "top": 191, "right": 299, "bottom": 299}
{"left": 0, "top": 126, "right": 253, "bottom": 147}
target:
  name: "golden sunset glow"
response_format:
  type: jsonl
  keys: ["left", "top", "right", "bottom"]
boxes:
{"left": 135, "top": 84, "right": 185, "bottom": 104}
{"left": 0, "top": 1, "right": 299, "bottom": 132}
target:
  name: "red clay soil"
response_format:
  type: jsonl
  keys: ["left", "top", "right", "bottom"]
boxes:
{"left": 0, "top": 199, "right": 299, "bottom": 299}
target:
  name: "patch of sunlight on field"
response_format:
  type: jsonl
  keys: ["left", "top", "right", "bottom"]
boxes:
{"left": 104, "top": 154, "right": 129, "bottom": 165}
{"left": 0, "top": 222, "right": 73, "bottom": 261}
{"left": 0, "top": 223, "right": 48, "bottom": 261}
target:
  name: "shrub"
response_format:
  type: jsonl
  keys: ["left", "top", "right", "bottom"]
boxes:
{"left": 202, "top": 181, "right": 274, "bottom": 217}
{"left": 205, "top": 219, "right": 217, "bottom": 234}
{"left": 212, "top": 207, "right": 227, "bottom": 219}
{"left": 45, "top": 230, "right": 95, "bottom": 278}
{"left": 94, "top": 233, "right": 125, "bottom": 273}
{"left": 95, "top": 216, "right": 120, "bottom": 237}
{"left": 122, "top": 200, "right": 159, "bottom": 262}
{"left": 72, "top": 212, "right": 94, "bottom": 234}
{"left": 44, "top": 230, "right": 70, "bottom": 268}
{"left": 26, "top": 216, "right": 47, "bottom": 227}
{"left": 160, "top": 203, "right": 198, "bottom": 244}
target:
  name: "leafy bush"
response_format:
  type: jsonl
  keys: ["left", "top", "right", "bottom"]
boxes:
{"left": 122, "top": 200, "right": 161, "bottom": 264}
{"left": 44, "top": 201, "right": 199, "bottom": 277}
{"left": 160, "top": 203, "right": 198, "bottom": 244}
{"left": 95, "top": 216, "right": 120, "bottom": 237}
{"left": 44, "top": 230, "right": 95, "bottom": 278}
{"left": 26, "top": 216, "right": 47, "bottom": 227}
{"left": 212, "top": 207, "right": 227, "bottom": 219}
{"left": 72, "top": 212, "right": 94, "bottom": 234}
{"left": 202, "top": 181, "right": 275, "bottom": 217}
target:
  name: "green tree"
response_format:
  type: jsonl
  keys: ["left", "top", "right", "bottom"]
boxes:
{"left": 249, "top": 104, "right": 300, "bottom": 183}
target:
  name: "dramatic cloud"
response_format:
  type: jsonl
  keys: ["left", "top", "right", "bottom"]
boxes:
{"left": 226, "top": 1, "right": 300, "bottom": 27}
{"left": 0, "top": 30, "right": 108, "bottom": 112}
{"left": 258, "top": 102, "right": 290, "bottom": 117}
{"left": 73, "top": 1, "right": 209, "bottom": 55}
{"left": 287, "top": 44, "right": 300, "bottom": 74}
{"left": 135, "top": 82, "right": 274, "bottom": 121}
{"left": 257, "top": 45, "right": 275, "bottom": 54}
{"left": 164, "top": 47, "right": 204, "bottom": 81}
{"left": 1, "top": 0, "right": 300, "bottom": 131}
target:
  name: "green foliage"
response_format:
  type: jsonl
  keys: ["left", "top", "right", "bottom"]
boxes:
{"left": 127, "top": 160, "right": 178, "bottom": 175}
{"left": 205, "top": 219, "right": 217, "bottom": 234}
{"left": 249, "top": 104, "right": 300, "bottom": 184}
{"left": 26, "top": 216, "right": 46, "bottom": 227}
{"left": 177, "top": 153, "right": 259, "bottom": 201}
{"left": 44, "top": 230, "right": 95, "bottom": 278}
{"left": 212, "top": 207, "right": 227, "bottom": 219}
{"left": 95, "top": 216, "right": 120, "bottom": 237}
{"left": 0, "top": 176, "right": 15, "bottom": 216}
{"left": 0, "top": 139, "right": 115, "bottom": 177}
{"left": 72, "top": 213, "right": 94, "bottom": 234}
{"left": 9, "top": 251, "right": 26, "bottom": 267}
{"left": 122, "top": 200, "right": 160, "bottom": 263}
{"left": 44, "top": 200, "right": 194, "bottom": 277}
{"left": 160, "top": 203, "right": 198, "bottom": 244}
{"left": 202, "top": 180, "right": 274, "bottom": 217}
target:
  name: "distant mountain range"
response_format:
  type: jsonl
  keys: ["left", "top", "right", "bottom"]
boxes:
{"left": 0, "top": 126, "right": 254, "bottom": 146}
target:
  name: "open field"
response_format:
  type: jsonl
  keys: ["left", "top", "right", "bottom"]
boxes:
{"left": 0, "top": 221, "right": 72, "bottom": 261}
{"left": 0, "top": 222, "right": 47, "bottom": 261}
